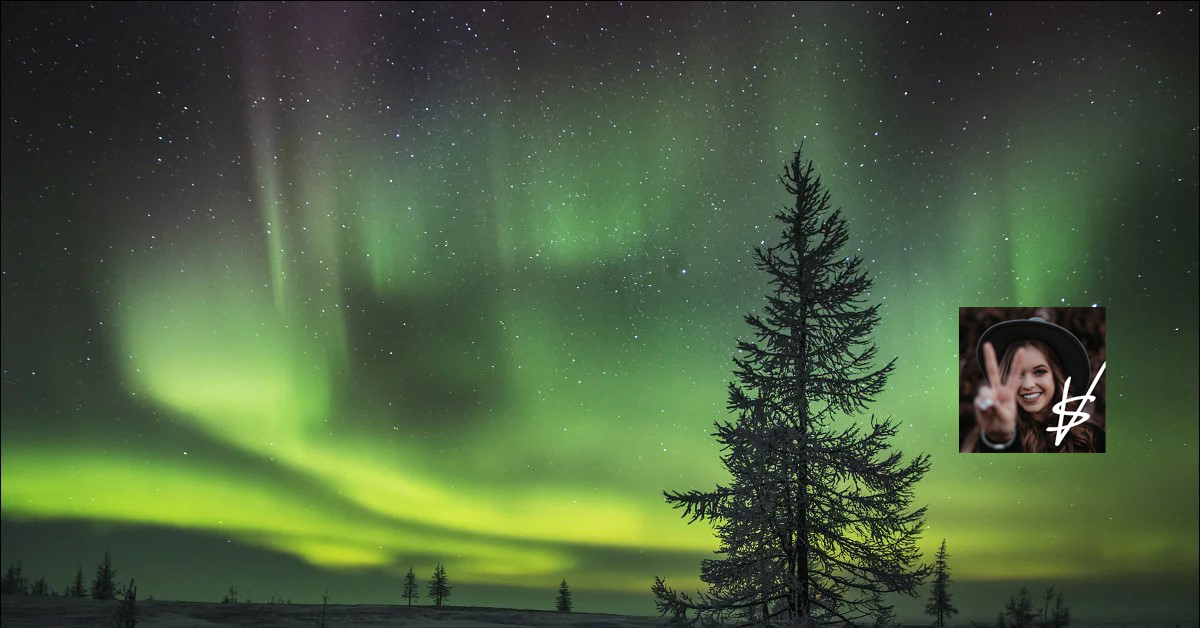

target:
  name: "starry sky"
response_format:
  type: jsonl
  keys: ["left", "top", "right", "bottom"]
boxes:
{"left": 2, "top": 2, "right": 1197, "bottom": 622}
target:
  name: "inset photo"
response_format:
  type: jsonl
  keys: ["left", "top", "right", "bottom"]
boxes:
{"left": 959, "top": 307, "right": 1106, "bottom": 453}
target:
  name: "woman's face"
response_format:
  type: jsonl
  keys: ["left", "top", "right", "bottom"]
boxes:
{"left": 1008, "top": 345, "right": 1056, "bottom": 417}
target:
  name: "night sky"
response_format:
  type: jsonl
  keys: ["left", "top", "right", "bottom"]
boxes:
{"left": 2, "top": 2, "right": 1197, "bottom": 623}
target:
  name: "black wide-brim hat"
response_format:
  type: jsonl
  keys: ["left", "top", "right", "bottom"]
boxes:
{"left": 977, "top": 317, "right": 1091, "bottom": 390}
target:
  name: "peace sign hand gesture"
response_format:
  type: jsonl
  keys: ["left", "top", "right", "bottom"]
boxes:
{"left": 974, "top": 342, "right": 1026, "bottom": 447}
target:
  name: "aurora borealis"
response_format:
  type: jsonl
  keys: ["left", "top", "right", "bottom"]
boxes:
{"left": 2, "top": 2, "right": 1197, "bottom": 623}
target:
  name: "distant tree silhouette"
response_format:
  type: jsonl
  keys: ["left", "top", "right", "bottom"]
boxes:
{"left": 70, "top": 565, "right": 88, "bottom": 597}
{"left": 1038, "top": 587, "right": 1070, "bottom": 628}
{"left": 555, "top": 579, "right": 572, "bottom": 613}
{"left": 1, "top": 560, "right": 28, "bottom": 594}
{"left": 220, "top": 586, "right": 238, "bottom": 604}
{"left": 651, "top": 148, "right": 930, "bottom": 626}
{"left": 91, "top": 551, "right": 117, "bottom": 600}
{"left": 428, "top": 563, "right": 451, "bottom": 607}
{"left": 925, "top": 539, "right": 958, "bottom": 626}
{"left": 402, "top": 566, "right": 419, "bottom": 606}
{"left": 1005, "top": 587, "right": 1036, "bottom": 628}
{"left": 110, "top": 578, "right": 138, "bottom": 628}
{"left": 30, "top": 577, "right": 49, "bottom": 596}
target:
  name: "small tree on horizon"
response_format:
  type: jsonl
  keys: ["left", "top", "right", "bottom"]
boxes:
{"left": 402, "top": 566, "right": 419, "bottom": 606}
{"left": 91, "top": 551, "right": 117, "bottom": 600}
{"left": 555, "top": 579, "right": 572, "bottom": 613}
{"left": 1038, "top": 587, "right": 1070, "bottom": 628}
{"left": 1005, "top": 587, "right": 1036, "bottom": 628}
{"left": 111, "top": 578, "right": 138, "bottom": 628}
{"left": 1, "top": 561, "right": 28, "bottom": 594}
{"left": 651, "top": 148, "right": 931, "bottom": 626}
{"left": 926, "top": 539, "right": 958, "bottom": 626}
{"left": 428, "top": 563, "right": 451, "bottom": 608}
{"left": 30, "top": 577, "right": 49, "bottom": 596}
{"left": 70, "top": 565, "right": 88, "bottom": 598}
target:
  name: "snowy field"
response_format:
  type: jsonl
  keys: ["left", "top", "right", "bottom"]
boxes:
{"left": 0, "top": 595, "right": 665, "bottom": 628}
{"left": 5, "top": 596, "right": 1196, "bottom": 628}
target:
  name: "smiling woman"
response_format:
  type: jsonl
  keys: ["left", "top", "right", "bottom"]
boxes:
{"left": 959, "top": 310, "right": 1107, "bottom": 453}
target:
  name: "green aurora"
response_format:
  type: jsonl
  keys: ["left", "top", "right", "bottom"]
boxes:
{"left": 2, "top": 2, "right": 1197, "bottom": 622}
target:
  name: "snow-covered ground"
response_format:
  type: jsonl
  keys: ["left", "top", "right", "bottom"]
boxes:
{"left": 0, "top": 595, "right": 666, "bottom": 628}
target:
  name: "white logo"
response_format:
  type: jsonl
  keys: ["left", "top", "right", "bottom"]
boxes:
{"left": 1047, "top": 361, "right": 1107, "bottom": 447}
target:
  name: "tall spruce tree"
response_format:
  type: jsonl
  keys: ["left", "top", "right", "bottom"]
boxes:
{"left": 652, "top": 148, "right": 930, "bottom": 627}
{"left": 402, "top": 566, "right": 419, "bottom": 606}
{"left": 91, "top": 551, "right": 117, "bottom": 600}
{"left": 427, "top": 563, "right": 451, "bottom": 607}
{"left": 925, "top": 539, "right": 957, "bottom": 627}
{"left": 555, "top": 579, "right": 573, "bottom": 613}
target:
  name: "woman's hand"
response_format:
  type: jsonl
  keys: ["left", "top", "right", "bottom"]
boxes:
{"left": 974, "top": 342, "right": 1026, "bottom": 446}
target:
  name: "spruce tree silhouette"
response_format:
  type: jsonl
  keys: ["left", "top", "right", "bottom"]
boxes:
{"left": 1005, "top": 587, "right": 1036, "bottom": 628}
{"left": 652, "top": 147, "right": 930, "bottom": 627}
{"left": 428, "top": 563, "right": 451, "bottom": 607}
{"left": 925, "top": 539, "right": 957, "bottom": 627}
{"left": 402, "top": 566, "right": 419, "bottom": 606}
{"left": 555, "top": 579, "right": 572, "bottom": 613}
{"left": 1038, "top": 587, "right": 1070, "bottom": 628}
{"left": 1, "top": 561, "right": 27, "bottom": 595}
{"left": 112, "top": 578, "right": 138, "bottom": 628}
{"left": 70, "top": 565, "right": 88, "bottom": 598}
{"left": 91, "top": 552, "right": 117, "bottom": 600}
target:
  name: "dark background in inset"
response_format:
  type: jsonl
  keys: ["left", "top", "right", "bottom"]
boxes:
{"left": 958, "top": 307, "right": 1107, "bottom": 450}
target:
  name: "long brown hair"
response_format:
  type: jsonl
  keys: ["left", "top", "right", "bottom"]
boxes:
{"left": 998, "top": 339, "right": 1096, "bottom": 453}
